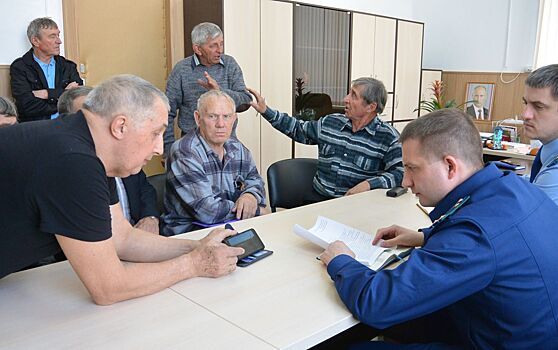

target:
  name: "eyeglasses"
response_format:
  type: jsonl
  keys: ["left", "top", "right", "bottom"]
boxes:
{"left": 204, "top": 113, "right": 235, "bottom": 122}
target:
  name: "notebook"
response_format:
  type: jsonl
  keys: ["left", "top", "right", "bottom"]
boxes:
{"left": 293, "top": 216, "right": 413, "bottom": 271}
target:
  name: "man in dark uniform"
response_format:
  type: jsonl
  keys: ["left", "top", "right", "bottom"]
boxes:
{"left": 10, "top": 17, "right": 83, "bottom": 122}
{"left": 320, "top": 109, "right": 558, "bottom": 348}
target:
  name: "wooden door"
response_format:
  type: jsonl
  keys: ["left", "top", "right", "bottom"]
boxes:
{"left": 63, "top": 0, "right": 180, "bottom": 175}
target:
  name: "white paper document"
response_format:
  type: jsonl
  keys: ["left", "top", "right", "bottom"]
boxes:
{"left": 294, "top": 216, "right": 413, "bottom": 270}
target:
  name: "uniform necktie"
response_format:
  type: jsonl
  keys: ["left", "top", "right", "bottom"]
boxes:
{"left": 530, "top": 146, "right": 543, "bottom": 182}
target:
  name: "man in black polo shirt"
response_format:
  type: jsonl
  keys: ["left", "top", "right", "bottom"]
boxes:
{"left": 0, "top": 75, "right": 243, "bottom": 305}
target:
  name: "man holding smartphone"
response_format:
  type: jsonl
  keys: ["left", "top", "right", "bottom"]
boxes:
{"left": 0, "top": 75, "right": 244, "bottom": 305}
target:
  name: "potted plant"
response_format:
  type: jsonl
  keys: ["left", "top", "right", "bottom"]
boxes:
{"left": 415, "top": 80, "right": 469, "bottom": 113}
{"left": 295, "top": 76, "right": 317, "bottom": 121}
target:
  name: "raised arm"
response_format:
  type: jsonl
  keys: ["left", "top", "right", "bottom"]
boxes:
{"left": 247, "top": 87, "right": 320, "bottom": 145}
{"left": 220, "top": 56, "right": 252, "bottom": 112}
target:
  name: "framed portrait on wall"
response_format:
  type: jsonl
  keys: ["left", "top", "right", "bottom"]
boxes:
{"left": 464, "top": 83, "right": 495, "bottom": 120}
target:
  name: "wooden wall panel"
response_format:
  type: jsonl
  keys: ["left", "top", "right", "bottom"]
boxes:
{"left": 442, "top": 71, "right": 528, "bottom": 121}
{"left": 0, "top": 65, "right": 11, "bottom": 98}
{"left": 183, "top": 0, "right": 223, "bottom": 58}
{"left": 443, "top": 71, "right": 529, "bottom": 142}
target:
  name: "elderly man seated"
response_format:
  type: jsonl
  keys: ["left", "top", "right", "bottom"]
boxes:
{"left": 162, "top": 90, "right": 266, "bottom": 235}
{"left": 0, "top": 97, "right": 18, "bottom": 128}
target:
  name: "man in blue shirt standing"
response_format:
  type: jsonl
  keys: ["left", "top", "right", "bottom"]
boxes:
{"left": 320, "top": 109, "right": 558, "bottom": 348}
{"left": 523, "top": 64, "right": 558, "bottom": 205}
{"left": 10, "top": 17, "right": 83, "bottom": 122}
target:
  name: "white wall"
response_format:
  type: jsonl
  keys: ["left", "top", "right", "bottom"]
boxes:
{"left": 0, "top": 0, "right": 64, "bottom": 65}
{"left": 291, "top": 0, "right": 539, "bottom": 72}
{"left": 1, "top": 0, "right": 540, "bottom": 72}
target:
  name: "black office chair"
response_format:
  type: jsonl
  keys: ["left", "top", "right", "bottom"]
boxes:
{"left": 147, "top": 173, "right": 166, "bottom": 215}
{"left": 267, "top": 158, "right": 319, "bottom": 212}
{"left": 301, "top": 93, "right": 333, "bottom": 119}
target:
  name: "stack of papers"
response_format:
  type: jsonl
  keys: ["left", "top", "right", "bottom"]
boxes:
{"left": 294, "top": 216, "right": 413, "bottom": 271}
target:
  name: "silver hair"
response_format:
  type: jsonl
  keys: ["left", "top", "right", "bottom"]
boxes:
{"left": 27, "top": 17, "right": 58, "bottom": 43}
{"left": 352, "top": 77, "right": 387, "bottom": 114}
{"left": 400, "top": 108, "right": 483, "bottom": 169}
{"left": 82, "top": 75, "right": 169, "bottom": 126}
{"left": 0, "top": 96, "right": 18, "bottom": 117}
{"left": 197, "top": 90, "right": 235, "bottom": 115}
{"left": 191, "top": 22, "right": 223, "bottom": 46}
{"left": 526, "top": 64, "right": 558, "bottom": 100}
{"left": 58, "top": 86, "right": 93, "bottom": 114}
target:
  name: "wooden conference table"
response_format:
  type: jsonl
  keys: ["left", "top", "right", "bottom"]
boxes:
{"left": 0, "top": 190, "right": 430, "bottom": 350}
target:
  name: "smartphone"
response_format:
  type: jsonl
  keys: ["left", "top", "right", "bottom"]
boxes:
{"left": 223, "top": 228, "right": 265, "bottom": 259}
{"left": 237, "top": 249, "right": 273, "bottom": 267}
{"left": 386, "top": 186, "right": 408, "bottom": 197}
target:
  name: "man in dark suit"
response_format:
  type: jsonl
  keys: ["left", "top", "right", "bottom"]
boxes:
{"left": 10, "top": 17, "right": 83, "bottom": 122}
{"left": 118, "top": 172, "right": 160, "bottom": 234}
{"left": 466, "top": 85, "right": 489, "bottom": 120}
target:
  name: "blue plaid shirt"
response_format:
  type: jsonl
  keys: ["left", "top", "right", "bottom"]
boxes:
{"left": 262, "top": 108, "right": 403, "bottom": 197}
{"left": 162, "top": 130, "right": 265, "bottom": 235}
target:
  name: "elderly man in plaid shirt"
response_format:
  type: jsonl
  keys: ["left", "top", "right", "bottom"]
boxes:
{"left": 248, "top": 77, "right": 403, "bottom": 203}
{"left": 162, "top": 90, "right": 265, "bottom": 235}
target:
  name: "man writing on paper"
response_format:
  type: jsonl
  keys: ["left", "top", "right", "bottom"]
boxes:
{"left": 320, "top": 109, "right": 558, "bottom": 348}
{"left": 162, "top": 90, "right": 266, "bottom": 235}
{"left": 0, "top": 75, "right": 244, "bottom": 305}
{"left": 248, "top": 77, "right": 403, "bottom": 203}
{"left": 523, "top": 64, "right": 558, "bottom": 205}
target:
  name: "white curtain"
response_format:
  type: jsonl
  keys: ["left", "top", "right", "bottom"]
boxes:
{"left": 534, "top": 0, "right": 558, "bottom": 68}
{"left": 294, "top": 5, "right": 350, "bottom": 106}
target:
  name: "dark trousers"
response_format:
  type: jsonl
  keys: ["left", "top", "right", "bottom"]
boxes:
{"left": 312, "top": 308, "right": 463, "bottom": 350}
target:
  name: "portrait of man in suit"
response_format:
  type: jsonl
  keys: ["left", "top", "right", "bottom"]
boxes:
{"left": 465, "top": 83, "right": 494, "bottom": 120}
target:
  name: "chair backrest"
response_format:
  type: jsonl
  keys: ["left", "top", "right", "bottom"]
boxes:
{"left": 147, "top": 173, "right": 166, "bottom": 215}
{"left": 304, "top": 93, "right": 333, "bottom": 119}
{"left": 267, "top": 158, "right": 318, "bottom": 212}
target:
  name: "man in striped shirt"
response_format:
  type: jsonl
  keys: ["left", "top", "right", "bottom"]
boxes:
{"left": 248, "top": 77, "right": 403, "bottom": 201}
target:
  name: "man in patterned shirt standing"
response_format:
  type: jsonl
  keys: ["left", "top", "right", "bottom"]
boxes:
{"left": 162, "top": 90, "right": 265, "bottom": 235}
{"left": 248, "top": 77, "right": 403, "bottom": 202}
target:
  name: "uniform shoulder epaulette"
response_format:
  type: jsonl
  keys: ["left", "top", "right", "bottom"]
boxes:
{"left": 432, "top": 196, "right": 471, "bottom": 226}
{"left": 546, "top": 155, "right": 558, "bottom": 168}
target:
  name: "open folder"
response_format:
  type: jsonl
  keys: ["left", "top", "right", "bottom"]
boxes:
{"left": 293, "top": 216, "right": 413, "bottom": 271}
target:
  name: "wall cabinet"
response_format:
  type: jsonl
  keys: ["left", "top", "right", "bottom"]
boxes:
{"left": 351, "top": 13, "right": 423, "bottom": 132}
{"left": 393, "top": 20, "right": 424, "bottom": 126}
{"left": 190, "top": 0, "right": 423, "bottom": 168}
{"left": 350, "top": 14, "right": 396, "bottom": 93}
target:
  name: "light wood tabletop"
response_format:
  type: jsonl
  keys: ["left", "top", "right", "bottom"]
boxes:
{"left": 0, "top": 189, "right": 429, "bottom": 350}
{"left": 0, "top": 260, "right": 274, "bottom": 349}
{"left": 171, "top": 189, "right": 431, "bottom": 349}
